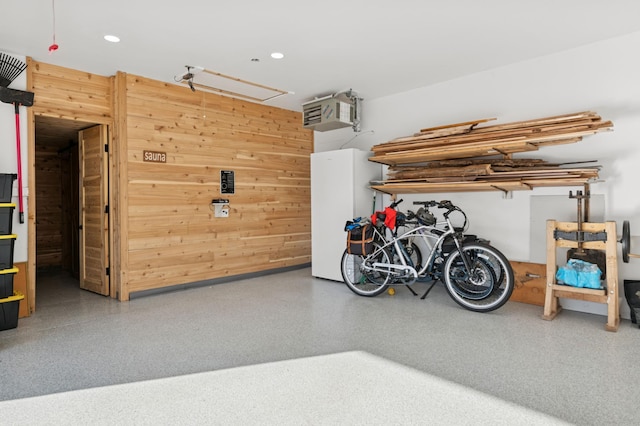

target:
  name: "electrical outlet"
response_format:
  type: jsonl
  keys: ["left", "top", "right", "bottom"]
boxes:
{"left": 212, "top": 199, "right": 230, "bottom": 218}
{"left": 213, "top": 203, "right": 230, "bottom": 218}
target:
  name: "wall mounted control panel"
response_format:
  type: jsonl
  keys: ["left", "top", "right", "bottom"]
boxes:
{"left": 220, "top": 170, "right": 234, "bottom": 194}
{"left": 212, "top": 198, "right": 230, "bottom": 218}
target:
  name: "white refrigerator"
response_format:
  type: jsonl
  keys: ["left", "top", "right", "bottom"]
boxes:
{"left": 311, "top": 148, "right": 382, "bottom": 281}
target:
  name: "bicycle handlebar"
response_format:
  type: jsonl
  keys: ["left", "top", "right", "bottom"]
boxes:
{"left": 438, "top": 200, "right": 454, "bottom": 210}
{"left": 400, "top": 200, "right": 467, "bottom": 231}
{"left": 413, "top": 200, "right": 455, "bottom": 211}
{"left": 389, "top": 198, "right": 404, "bottom": 209}
{"left": 413, "top": 200, "right": 437, "bottom": 207}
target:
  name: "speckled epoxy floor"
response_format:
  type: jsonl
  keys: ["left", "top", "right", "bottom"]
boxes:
{"left": 1, "top": 267, "right": 639, "bottom": 424}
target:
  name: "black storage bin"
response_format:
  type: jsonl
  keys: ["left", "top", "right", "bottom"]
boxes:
{"left": 0, "top": 292, "right": 23, "bottom": 331}
{"left": 0, "top": 174, "right": 17, "bottom": 203}
{"left": 0, "top": 267, "right": 18, "bottom": 299}
{"left": 624, "top": 280, "right": 640, "bottom": 327}
{"left": 0, "top": 235, "right": 16, "bottom": 270}
{"left": 0, "top": 203, "right": 15, "bottom": 235}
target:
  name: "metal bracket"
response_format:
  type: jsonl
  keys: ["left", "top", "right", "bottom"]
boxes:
{"left": 554, "top": 230, "right": 607, "bottom": 242}
{"left": 490, "top": 185, "right": 510, "bottom": 195}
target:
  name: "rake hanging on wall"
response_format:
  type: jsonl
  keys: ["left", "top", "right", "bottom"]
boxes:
{"left": 0, "top": 52, "right": 34, "bottom": 224}
{"left": 0, "top": 53, "right": 27, "bottom": 88}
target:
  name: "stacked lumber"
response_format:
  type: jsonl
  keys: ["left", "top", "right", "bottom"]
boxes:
{"left": 369, "top": 111, "right": 612, "bottom": 165}
{"left": 372, "top": 159, "right": 600, "bottom": 195}
{"left": 369, "top": 112, "right": 612, "bottom": 195}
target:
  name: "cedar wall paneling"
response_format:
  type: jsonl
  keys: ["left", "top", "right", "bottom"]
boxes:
{"left": 30, "top": 61, "right": 112, "bottom": 123}
{"left": 60, "top": 147, "right": 80, "bottom": 276}
{"left": 34, "top": 145, "right": 63, "bottom": 267}
{"left": 33, "top": 142, "right": 79, "bottom": 272}
{"left": 27, "top": 60, "right": 312, "bottom": 299}
{"left": 29, "top": 60, "right": 112, "bottom": 305}
{"left": 124, "top": 75, "right": 313, "bottom": 293}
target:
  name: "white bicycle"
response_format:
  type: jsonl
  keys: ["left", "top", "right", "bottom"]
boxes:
{"left": 340, "top": 199, "right": 514, "bottom": 313}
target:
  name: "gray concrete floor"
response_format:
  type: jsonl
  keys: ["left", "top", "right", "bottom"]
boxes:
{"left": 1, "top": 267, "right": 639, "bottom": 424}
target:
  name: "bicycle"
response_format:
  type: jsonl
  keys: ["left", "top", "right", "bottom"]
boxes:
{"left": 340, "top": 199, "right": 515, "bottom": 312}
{"left": 383, "top": 203, "right": 492, "bottom": 284}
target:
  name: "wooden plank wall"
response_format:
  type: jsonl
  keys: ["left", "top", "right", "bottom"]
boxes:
{"left": 29, "top": 60, "right": 113, "bottom": 124}
{"left": 34, "top": 144, "right": 63, "bottom": 268}
{"left": 14, "top": 262, "right": 29, "bottom": 318}
{"left": 33, "top": 134, "right": 78, "bottom": 274}
{"left": 122, "top": 75, "right": 313, "bottom": 295}
{"left": 27, "top": 60, "right": 313, "bottom": 301}
{"left": 27, "top": 60, "right": 114, "bottom": 311}
{"left": 59, "top": 146, "right": 80, "bottom": 277}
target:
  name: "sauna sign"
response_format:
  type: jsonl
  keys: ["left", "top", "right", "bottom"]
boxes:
{"left": 143, "top": 150, "right": 167, "bottom": 163}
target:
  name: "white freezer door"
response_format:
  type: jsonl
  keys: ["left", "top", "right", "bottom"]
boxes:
{"left": 311, "top": 149, "right": 379, "bottom": 281}
{"left": 311, "top": 151, "right": 355, "bottom": 281}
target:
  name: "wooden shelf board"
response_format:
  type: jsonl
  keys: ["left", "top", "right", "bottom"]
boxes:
{"left": 371, "top": 177, "right": 594, "bottom": 195}
{"left": 551, "top": 284, "right": 606, "bottom": 296}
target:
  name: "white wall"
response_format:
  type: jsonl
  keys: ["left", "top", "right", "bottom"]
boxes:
{"left": 315, "top": 31, "right": 640, "bottom": 318}
{"left": 0, "top": 53, "right": 28, "bottom": 263}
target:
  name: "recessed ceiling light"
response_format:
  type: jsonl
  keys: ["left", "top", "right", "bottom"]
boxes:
{"left": 270, "top": 52, "right": 284, "bottom": 59}
{"left": 104, "top": 34, "right": 120, "bottom": 43}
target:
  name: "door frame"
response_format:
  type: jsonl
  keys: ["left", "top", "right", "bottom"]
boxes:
{"left": 27, "top": 113, "right": 115, "bottom": 310}
{"left": 24, "top": 59, "right": 124, "bottom": 315}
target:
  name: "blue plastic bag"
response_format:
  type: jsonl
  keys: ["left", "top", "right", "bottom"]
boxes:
{"left": 556, "top": 258, "right": 602, "bottom": 289}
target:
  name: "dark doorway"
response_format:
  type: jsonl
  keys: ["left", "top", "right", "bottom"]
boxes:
{"left": 34, "top": 116, "right": 93, "bottom": 281}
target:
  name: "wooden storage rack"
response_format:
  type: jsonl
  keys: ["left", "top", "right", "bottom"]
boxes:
{"left": 368, "top": 111, "right": 613, "bottom": 195}
{"left": 543, "top": 220, "right": 619, "bottom": 331}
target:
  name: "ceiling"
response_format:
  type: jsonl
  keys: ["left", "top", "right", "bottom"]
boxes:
{"left": 2, "top": 0, "right": 640, "bottom": 114}
{"left": 34, "top": 116, "right": 92, "bottom": 150}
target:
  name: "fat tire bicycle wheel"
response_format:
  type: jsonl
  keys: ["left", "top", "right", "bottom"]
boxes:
{"left": 340, "top": 242, "right": 392, "bottom": 297}
{"left": 442, "top": 242, "right": 514, "bottom": 312}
